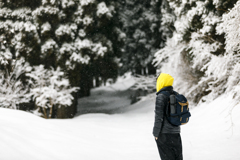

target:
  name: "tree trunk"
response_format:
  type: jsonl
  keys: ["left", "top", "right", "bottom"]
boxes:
{"left": 43, "top": 107, "right": 47, "bottom": 119}
{"left": 145, "top": 67, "right": 149, "bottom": 75}
{"left": 49, "top": 98, "right": 53, "bottom": 118}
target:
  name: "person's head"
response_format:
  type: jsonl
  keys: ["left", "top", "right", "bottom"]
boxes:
{"left": 156, "top": 73, "right": 174, "bottom": 92}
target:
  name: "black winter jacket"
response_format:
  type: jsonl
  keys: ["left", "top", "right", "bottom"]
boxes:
{"left": 153, "top": 86, "right": 180, "bottom": 137}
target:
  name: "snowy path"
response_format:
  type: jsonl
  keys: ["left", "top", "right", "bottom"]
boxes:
{"left": 0, "top": 76, "right": 240, "bottom": 160}
{"left": 76, "top": 85, "right": 132, "bottom": 115}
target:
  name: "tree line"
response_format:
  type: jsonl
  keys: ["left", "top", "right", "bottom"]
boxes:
{"left": 0, "top": 0, "right": 164, "bottom": 118}
{"left": 1, "top": 0, "right": 239, "bottom": 118}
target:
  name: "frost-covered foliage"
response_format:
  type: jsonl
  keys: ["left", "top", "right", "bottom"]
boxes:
{"left": 32, "top": 6, "right": 59, "bottom": 18}
{"left": 153, "top": 0, "right": 238, "bottom": 104}
{"left": 0, "top": 50, "right": 12, "bottom": 65}
{"left": 0, "top": 20, "right": 40, "bottom": 60}
{"left": 218, "top": 1, "right": 240, "bottom": 54}
{"left": 212, "top": 1, "right": 240, "bottom": 103}
{"left": 27, "top": 65, "right": 79, "bottom": 118}
{"left": 0, "top": 58, "right": 32, "bottom": 109}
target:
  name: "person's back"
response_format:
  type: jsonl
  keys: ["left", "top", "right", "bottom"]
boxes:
{"left": 153, "top": 73, "right": 183, "bottom": 160}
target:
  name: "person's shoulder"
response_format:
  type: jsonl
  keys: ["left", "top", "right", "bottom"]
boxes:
{"left": 156, "top": 91, "right": 169, "bottom": 99}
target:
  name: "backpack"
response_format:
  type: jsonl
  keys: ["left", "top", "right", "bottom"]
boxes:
{"left": 160, "top": 90, "right": 191, "bottom": 126}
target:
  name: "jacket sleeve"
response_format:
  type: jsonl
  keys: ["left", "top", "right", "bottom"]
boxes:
{"left": 152, "top": 93, "right": 168, "bottom": 137}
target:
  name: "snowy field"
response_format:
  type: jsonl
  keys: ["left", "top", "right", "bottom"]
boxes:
{"left": 0, "top": 76, "right": 240, "bottom": 160}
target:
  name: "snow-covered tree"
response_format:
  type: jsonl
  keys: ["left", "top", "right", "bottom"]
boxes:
{"left": 212, "top": 1, "right": 240, "bottom": 103}
{"left": 0, "top": 58, "right": 32, "bottom": 109}
{"left": 27, "top": 65, "right": 79, "bottom": 118}
{"left": 153, "top": 0, "right": 238, "bottom": 103}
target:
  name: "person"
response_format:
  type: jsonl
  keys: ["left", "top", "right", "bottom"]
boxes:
{"left": 153, "top": 73, "right": 183, "bottom": 160}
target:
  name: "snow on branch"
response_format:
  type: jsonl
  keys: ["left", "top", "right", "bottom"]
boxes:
{"left": 92, "top": 42, "right": 107, "bottom": 57}
{"left": 0, "top": 8, "right": 12, "bottom": 19}
{"left": 55, "top": 24, "right": 77, "bottom": 40}
{"left": 41, "top": 22, "right": 51, "bottom": 34}
{"left": 41, "top": 39, "right": 58, "bottom": 58}
{"left": 73, "top": 6, "right": 84, "bottom": 24}
{"left": 188, "top": 32, "right": 221, "bottom": 70}
{"left": 0, "top": 49, "right": 12, "bottom": 65}
{"left": 26, "top": 65, "right": 79, "bottom": 118}
{"left": 32, "top": 6, "right": 59, "bottom": 17}
{"left": 42, "top": 0, "right": 58, "bottom": 6}
{"left": 153, "top": 33, "right": 185, "bottom": 66}
{"left": 80, "top": 0, "right": 95, "bottom": 6}
{"left": 212, "top": 1, "right": 240, "bottom": 102}
{"left": 82, "top": 16, "right": 93, "bottom": 26}
{"left": 74, "top": 38, "right": 108, "bottom": 57}
{"left": 61, "top": 0, "right": 75, "bottom": 9}
{"left": 97, "top": 2, "right": 113, "bottom": 18}
{"left": 11, "top": 8, "right": 33, "bottom": 21}
{"left": 0, "top": 58, "right": 32, "bottom": 109}
{"left": 58, "top": 39, "right": 107, "bottom": 70}
{"left": 218, "top": 1, "right": 240, "bottom": 54}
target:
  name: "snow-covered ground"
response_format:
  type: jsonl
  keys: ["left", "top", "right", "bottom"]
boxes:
{"left": 0, "top": 75, "right": 240, "bottom": 160}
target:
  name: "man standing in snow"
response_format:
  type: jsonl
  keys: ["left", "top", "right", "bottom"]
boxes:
{"left": 153, "top": 73, "right": 183, "bottom": 160}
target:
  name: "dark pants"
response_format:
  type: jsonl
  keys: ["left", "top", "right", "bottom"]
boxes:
{"left": 155, "top": 133, "right": 183, "bottom": 160}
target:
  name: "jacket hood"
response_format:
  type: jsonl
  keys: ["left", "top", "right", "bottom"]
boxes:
{"left": 156, "top": 73, "right": 174, "bottom": 92}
